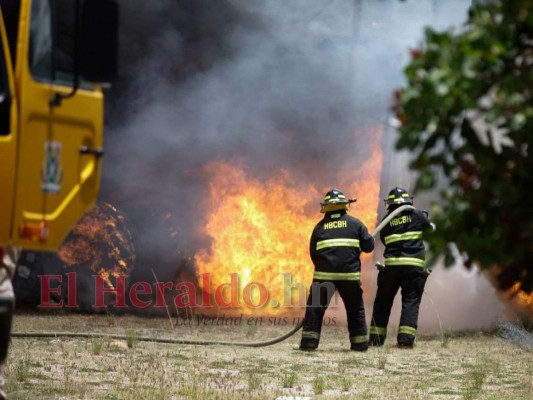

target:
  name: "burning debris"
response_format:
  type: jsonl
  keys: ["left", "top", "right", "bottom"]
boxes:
{"left": 58, "top": 202, "right": 135, "bottom": 276}
{"left": 14, "top": 203, "right": 135, "bottom": 311}
{"left": 56, "top": 202, "right": 135, "bottom": 310}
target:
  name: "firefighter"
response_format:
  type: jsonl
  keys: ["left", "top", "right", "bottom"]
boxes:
{"left": 0, "top": 247, "right": 18, "bottom": 400}
{"left": 369, "top": 187, "right": 433, "bottom": 348}
{"left": 299, "top": 189, "right": 374, "bottom": 352}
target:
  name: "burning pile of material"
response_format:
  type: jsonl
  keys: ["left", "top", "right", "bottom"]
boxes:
{"left": 56, "top": 202, "right": 135, "bottom": 310}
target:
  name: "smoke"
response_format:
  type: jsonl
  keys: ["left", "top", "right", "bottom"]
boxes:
{"left": 104, "top": 0, "right": 464, "bottom": 248}
{"left": 98, "top": 0, "right": 511, "bottom": 328}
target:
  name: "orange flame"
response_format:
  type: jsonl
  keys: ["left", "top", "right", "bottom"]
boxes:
{"left": 194, "top": 126, "right": 383, "bottom": 316}
{"left": 486, "top": 269, "right": 533, "bottom": 320}
{"left": 58, "top": 202, "right": 134, "bottom": 291}
{"left": 506, "top": 282, "right": 533, "bottom": 318}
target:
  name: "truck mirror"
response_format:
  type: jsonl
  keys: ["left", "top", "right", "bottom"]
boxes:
{"left": 80, "top": 0, "right": 119, "bottom": 83}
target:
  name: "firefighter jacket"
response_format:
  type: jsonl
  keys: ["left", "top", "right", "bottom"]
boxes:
{"left": 310, "top": 210, "right": 374, "bottom": 281}
{"left": 379, "top": 207, "right": 432, "bottom": 268}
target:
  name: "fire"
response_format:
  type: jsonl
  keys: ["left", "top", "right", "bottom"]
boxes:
{"left": 506, "top": 282, "right": 533, "bottom": 318}
{"left": 194, "top": 126, "right": 383, "bottom": 316}
{"left": 486, "top": 269, "right": 533, "bottom": 321}
{"left": 58, "top": 202, "right": 134, "bottom": 293}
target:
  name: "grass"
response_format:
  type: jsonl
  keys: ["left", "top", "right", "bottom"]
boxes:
{"left": 4, "top": 312, "right": 533, "bottom": 399}
{"left": 312, "top": 375, "right": 326, "bottom": 394}
{"left": 90, "top": 336, "right": 105, "bottom": 355}
{"left": 9, "top": 357, "right": 30, "bottom": 382}
{"left": 280, "top": 371, "right": 297, "bottom": 388}
{"left": 125, "top": 329, "right": 139, "bottom": 349}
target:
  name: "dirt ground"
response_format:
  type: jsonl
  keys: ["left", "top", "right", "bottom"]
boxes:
{"left": 3, "top": 312, "right": 532, "bottom": 399}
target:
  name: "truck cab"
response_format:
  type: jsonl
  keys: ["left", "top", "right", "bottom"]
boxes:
{"left": 0, "top": 0, "right": 118, "bottom": 252}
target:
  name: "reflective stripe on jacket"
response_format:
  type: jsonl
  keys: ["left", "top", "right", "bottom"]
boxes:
{"left": 310, "top": 210, "right": 374, "bottom": 276}
{"left": 380, "top": 208, "right": 432, "bottom": 267}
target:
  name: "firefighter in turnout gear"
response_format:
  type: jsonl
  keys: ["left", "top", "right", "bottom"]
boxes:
{"left": 369, "top": 187, "right": 433, "bottom": 348}
{"left": 300, "top": 189, "right": 374, "bottom": 351}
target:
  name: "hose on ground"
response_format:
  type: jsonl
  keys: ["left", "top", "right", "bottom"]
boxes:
{"left": 12, "top": 205, "right": 414, "bottom": 347}
{"left": 12, "top": 321, "right": 304, "bottom": 347}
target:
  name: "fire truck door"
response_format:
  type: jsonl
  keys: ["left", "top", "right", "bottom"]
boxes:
{"left": 11, "top": 0, "right": 104, "bottom": 251}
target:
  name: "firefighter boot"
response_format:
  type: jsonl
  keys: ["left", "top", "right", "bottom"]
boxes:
{"left": 299, "top": 330, "right": 319, "bottom": 351}
{"left": 350, "top": 335, "right": 368, "bottom": 352}
{"left": 397, "top": 335, "right": 415, "bottom": 349}
{"left": 397, "top": 335, "right": 415, "bottom": 348}
{"left": 299, "top": 339, "right": 318, "bottom": 351}
{"left": 398, "top": 343, "right": 414, "bottom": 349}
{"left": 350, "top": 343, "right": 368, "bottom": 352}
{"left": 397, "top": 326, "right": 416, "bottom": 348}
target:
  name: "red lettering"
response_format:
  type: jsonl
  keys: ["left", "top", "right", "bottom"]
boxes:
{"left": 38, "top": 275, "right": 63, "bottom": 308}
{"left": 174, "top": 282, "right": 197, "bottom": 308}
{"left": 214, "top": 273, "right": 240, "bottom": 308}
{"left": 65, "top": 272, "right": 78, "bottom": 308}
{"left": 243, "top": 281, "right": 268, "bottom": 308}
{"left": 129, "top": 282, "right": 152, "bottom": 309}
{"left": 93, "top": 275, "right": 127, "bottom": 308}
{"left": 154, "top": 281, "right": 174, "bottom": 308}
{"left": 201, "top": 273, "right": 212, "bottom": 307}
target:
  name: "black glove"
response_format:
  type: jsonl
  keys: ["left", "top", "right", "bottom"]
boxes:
{"left": 375, "top": 262, "right": 385, "bottom": 272}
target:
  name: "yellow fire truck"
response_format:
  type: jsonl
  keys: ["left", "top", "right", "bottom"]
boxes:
{"left": 1, "top": 2, "right": 118, "bottom": 395}
{"left": 0, "top": 0, "right": 118, "bottom": 252}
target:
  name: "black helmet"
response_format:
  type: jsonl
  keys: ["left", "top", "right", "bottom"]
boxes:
{"left": 320, "top": 189, "right": 356, "bottom": 213}
{"left": 385, "top": 187, "right": 413, "bottom": 209}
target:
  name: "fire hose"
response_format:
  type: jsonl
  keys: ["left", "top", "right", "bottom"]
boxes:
{"left": 12, "top": 205, "right": 415, "bottom": 347}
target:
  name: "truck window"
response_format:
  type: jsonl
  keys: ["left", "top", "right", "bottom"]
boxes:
{"left": 0, "top": 29, "right": 11, "bottom": 135}
{"left": 28, "top": 0, "right": 53, "bottom": 80}
{"left": 0, "top": 0, "right": 21, "bottom": 67}
{"left": 29, "top": 0, "right": 75, "bottom": 84}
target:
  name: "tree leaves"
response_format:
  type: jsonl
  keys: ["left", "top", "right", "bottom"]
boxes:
{"left": 393, "top": 0, "right": 533, "bottom": 293}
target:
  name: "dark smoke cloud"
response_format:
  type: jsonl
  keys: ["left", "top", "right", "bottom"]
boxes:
{"left": 103, "top": 0, "right": 471, "bottom": 252}
{"left": 103, "top": 0, "right": 380, "bottom": 260}
{"left": 98, "top": 0, "right": 507, "bottom": 327}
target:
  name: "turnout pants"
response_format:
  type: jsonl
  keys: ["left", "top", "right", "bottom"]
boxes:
{"left": 369, "top": 265, "right": 427, "bottom": 347}
{"left": 300, "top": 279, "right": 367, "bottom": 351}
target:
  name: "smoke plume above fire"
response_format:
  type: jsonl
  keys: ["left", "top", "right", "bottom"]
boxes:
{"left": 87, "top": 0, "right": 515, "bottom": 328}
